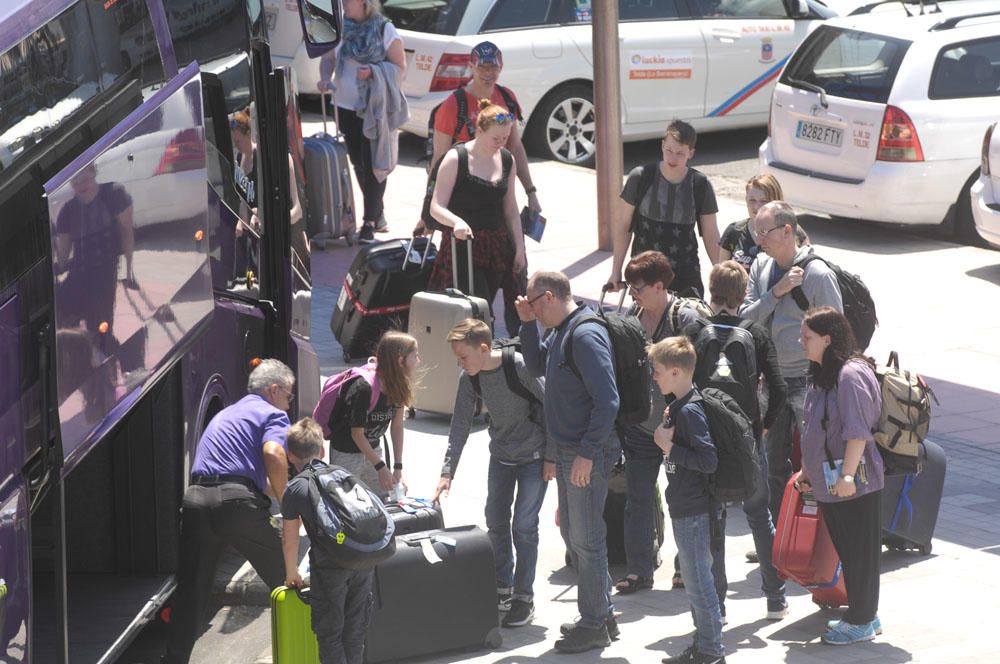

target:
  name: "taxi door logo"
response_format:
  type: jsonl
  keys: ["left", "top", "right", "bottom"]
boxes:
{"left": 760, "top": 38, "right": 774, "bottom": 63}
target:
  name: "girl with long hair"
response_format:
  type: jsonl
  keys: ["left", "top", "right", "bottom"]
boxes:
{"left": 325, "top": 330, "right": 420, "bottom": 496}
{"left": 796, "top": 306, "right": 884, "bottom": 645}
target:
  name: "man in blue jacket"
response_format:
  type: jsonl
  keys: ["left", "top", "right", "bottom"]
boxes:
{"left": 516, "top": 271, "right": 620, "bottom": 653}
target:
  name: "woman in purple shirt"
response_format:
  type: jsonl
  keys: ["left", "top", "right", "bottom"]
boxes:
{"left": 796, "top": 306, "right": 884, "bottom": 646}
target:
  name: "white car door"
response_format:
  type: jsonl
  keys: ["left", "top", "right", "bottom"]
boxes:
{"left": 618, "top": 0, "right": 708, "bottom": 125}
{"left": 693, "top": 0, "right": 806, "bottom": 119}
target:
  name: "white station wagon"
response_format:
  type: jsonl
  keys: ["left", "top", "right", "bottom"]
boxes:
{"left": 383, "top": 0, "right": 835, "bottom": 165}
{"left": 759, "top": 1, "right": 1000, "bottom": 242}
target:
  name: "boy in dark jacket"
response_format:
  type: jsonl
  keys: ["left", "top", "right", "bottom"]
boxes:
{"left": 649, "top": 337, "right": 726, "bottom": 664}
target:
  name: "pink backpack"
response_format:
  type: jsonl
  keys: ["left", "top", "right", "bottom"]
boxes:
{"left": 312, "top": 359, "right": 381, "bottom": 437}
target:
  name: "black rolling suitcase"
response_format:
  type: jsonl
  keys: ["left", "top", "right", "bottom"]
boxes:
{"left": 304, "top": 93, "right": 356, "bottom": 248}
{"left": 385, "top": 500, "right": 444, "bottom": 537}
{"left": 330, "top": 237, "right": 436, "bottom": 362}
{"left": 364, "top": 526, "right": 501, "bottom": 663}
{"left": 604, "top": 457, "right": 665, "bottom": 568}
{"left": 882, "top": 439, "right": 946, "bottom": 555}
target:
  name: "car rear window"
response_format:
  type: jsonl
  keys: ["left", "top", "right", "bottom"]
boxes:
{"left": 780, "top": 26, "right": 911, "bottom": 104}
{"left": 929, "top": 36, "right": 1000, "bottom": 100}
{"left": 383, "top": 0, "right": 471, "bottom": 35}
{"left": 481, "top": 0, "right": 560, "bottom": 31}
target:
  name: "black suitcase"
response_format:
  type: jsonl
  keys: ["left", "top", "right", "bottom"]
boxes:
{"left": 364, "top": 526, "right": 501, "bottom": 663}
{"left": 385, "top": 501, "right": 444, "bottom": 537}
{"left": 330, "top": 237, "right": 436, "bottom": 362}
{"left": 304, "top": 93, "right": 356, "bottom": 248}
{"left": 882, "top": 439, "right": 946, "bottom": 555}
{"left": 604, "top": 457, "right": 665, "bottom": 568}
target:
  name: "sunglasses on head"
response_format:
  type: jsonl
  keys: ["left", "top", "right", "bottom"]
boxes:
{"left": 493, "top": 112, "right": 517, "bottom": 124}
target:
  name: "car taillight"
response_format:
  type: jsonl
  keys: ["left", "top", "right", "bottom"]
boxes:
{"left": 877, "top": 106, "right": 923, "bottom": 162}
{"left": 983, "top": 122, "right": 995, "bottom": 176}
{"left": 429, "top": 53, "right": 472, "bottom": 92}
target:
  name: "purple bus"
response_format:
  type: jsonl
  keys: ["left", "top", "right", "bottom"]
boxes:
{"left": 0, "top": 0, "right": 341, "bottom": 661}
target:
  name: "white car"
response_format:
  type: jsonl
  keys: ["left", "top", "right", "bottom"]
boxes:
{"left": 759, "top": 1, "right": 1000, "bottom": 242}
{"left": 972, "top": 121, "right": 1000, "bottom": 247}
{"left": 380, "top": 0, "right": 835, "bottom": 165}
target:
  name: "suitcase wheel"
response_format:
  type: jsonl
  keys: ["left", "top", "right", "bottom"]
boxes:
{"left": 343, "top": 351, "right": 352, "bottom": 363}
{"left": 485, "top": 627, "right": 503, "bottom": 649}
{"left": 918, "top": 542, "right": 932, "bottom": 556}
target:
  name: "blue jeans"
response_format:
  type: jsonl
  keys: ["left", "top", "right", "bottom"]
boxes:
{"left": 741, "top": 445, "right": 785, "bottom": 601}
{"left": 556, "top": 443, "right": 617, "bottom": 629}
{"left": 623, "top": 447, "right": 663, "bottom": 579}
{"left": 309, "top": 566, "right": 374, "bottom": 664}
{"left": 765, "top": 376, "right": 807, "bottom": 525}
{"left": 485, "top": 458, "right": 548, "bottom": 599}
{"left": 673, "top": 512, "right": 725, "bottom": 658}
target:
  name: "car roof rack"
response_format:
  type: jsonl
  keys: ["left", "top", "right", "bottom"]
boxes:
{"left": 929, "top": 10, "right": 1000, "bottom": 31}
{"left": 849, "top": 1, "right": 941, "bottom": 17}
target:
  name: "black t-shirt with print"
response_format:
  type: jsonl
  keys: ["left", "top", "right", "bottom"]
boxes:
{"left": 719, "top": 219, "right": 760, "bottom": 272}
{"left": 327, "top": 377, "right": 396, "bottom": 454}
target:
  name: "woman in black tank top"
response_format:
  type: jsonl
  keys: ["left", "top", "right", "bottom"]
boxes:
{"left": 427, "top": 100, "right": 527, "bottom": 310}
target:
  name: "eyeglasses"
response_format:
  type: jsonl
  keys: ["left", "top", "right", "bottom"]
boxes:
{"left": 492, "top": 112, "right": 517, "bottom": 125}
{"left": 627, "top": 282, "right": 648, "bottom": 297}
{"left": 753, "top": 224, "right": 784, "bottom": 240}
{"left": 525, "top": 291, "right": 546, "bottom": 307}
{"left": 275, "top": 385, "right": 295, "bottom": 404}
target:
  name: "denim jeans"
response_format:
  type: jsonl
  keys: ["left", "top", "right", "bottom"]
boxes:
{"left": 673, "top": 512, "right": 725, "bottom": 658}
{"left": 556, "top": 443, "right": 617, "bottom": 629}
{"left": 485, "top": 458, "right": 548, "bottom": 599}
{"left": 623, "top": 448, "right": 663, "bottom": 579}
{"left": 309, "top": 566, "right": 374, "bottom": 664}
{"left": 765, "top": 376, "right": 808, "bottom": 525}
{"left": 741, "top": 445, "right": 785, "bottom": 601}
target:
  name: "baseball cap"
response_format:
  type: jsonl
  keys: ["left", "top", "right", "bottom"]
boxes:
{"left": 470, "top": 41, "right": 503, "bottom": 67}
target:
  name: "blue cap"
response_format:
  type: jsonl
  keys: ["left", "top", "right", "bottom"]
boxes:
{"left": 470, "top": 41, "right": 503, "bottom": 67}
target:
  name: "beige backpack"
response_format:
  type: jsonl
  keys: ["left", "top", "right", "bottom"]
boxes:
{"left": 874, "top": 352, "right": 938, "bottom": 475}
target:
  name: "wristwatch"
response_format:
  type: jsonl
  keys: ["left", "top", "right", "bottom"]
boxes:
{"left": 842, "top": 474, "right": 854, "bottom": 484}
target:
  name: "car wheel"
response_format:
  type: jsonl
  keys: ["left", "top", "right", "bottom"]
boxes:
{"left": 954, "top": 172, "right": 988, "bottom": 247}
{"left": 526, "top": 83, "right": 597, "bottom": 166}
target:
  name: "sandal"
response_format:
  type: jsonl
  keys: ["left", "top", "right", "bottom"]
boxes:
{"left": 615, "top": 575, "right": 653, "bottom": 594}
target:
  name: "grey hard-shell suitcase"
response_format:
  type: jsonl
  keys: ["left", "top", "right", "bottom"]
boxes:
{"left": 882, "top": 438, "right": 946, "bottom": 555}
{"left": 364, "top": 526, "right": 501, "bottom": 663}
{"left": 407, "top": 235, "right": 490, "bottom": 416}
{"left": 303, "top": 92, "right": 356, "bottom": 248}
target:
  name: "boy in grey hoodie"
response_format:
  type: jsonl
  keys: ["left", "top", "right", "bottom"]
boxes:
{"left": 433, "top": 319, "right": 554, "bottom": 628}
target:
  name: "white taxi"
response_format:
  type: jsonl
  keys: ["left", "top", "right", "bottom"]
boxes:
{"left": 383, "top": 0, "right": 835, "bottom": 165}
{"left": 759, "top": 1, "right": 1000, "bottom": 242}
{"left": 972, "top": 121, "right": 1000, "bottom": 247}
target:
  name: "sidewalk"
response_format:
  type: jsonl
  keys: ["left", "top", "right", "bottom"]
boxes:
{"left": 229, "top": 129, "right": 1000, "bottom": 663}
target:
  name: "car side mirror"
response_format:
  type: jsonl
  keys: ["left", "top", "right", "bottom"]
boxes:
{"left": 296, "top": 0, "right": 343, "bottom": 57}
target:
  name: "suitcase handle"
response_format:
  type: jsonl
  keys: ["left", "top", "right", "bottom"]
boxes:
{"left": 320, "top": 91, "right": 342, "bottom": 138}
{"left": 450, "top": 233, "right": 474, "bottom": 296}
{"left": 293, "top": 586, "right": 312, "bottom": 605}
{"left": 402, "top": 235, "right": 434, "bottom": 272}
{"left": 599, "top": 283, "right": 627, "bottom": 315}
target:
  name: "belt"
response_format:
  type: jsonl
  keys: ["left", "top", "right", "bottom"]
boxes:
{"left": 190, "top": 474, "right": 259, "bottom": 492}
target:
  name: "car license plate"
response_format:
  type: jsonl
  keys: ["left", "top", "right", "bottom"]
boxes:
{"left": 795, "top": 120, "right": 842, "bottom": 148}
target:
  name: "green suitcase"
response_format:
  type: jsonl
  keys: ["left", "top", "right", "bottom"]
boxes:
{"left": 270, "top": 586, "right": 320, "bottom": 664}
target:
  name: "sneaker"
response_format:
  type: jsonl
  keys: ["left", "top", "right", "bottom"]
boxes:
{"left": 502, "top": 599, "right": 534, "bottom": 627}
{"left": 497, "top": 589, "right": 512, "bottom": 613}
{"left": 821, "top": 619, "right": 877, "bottom": 645}
{"left": 672, "top": 572, "right": 684, "bottom": 589}
{"left": 358, "top": 224, "right": 376, "bottom": 244}
{"left": 554, "top": 624, "right": 610, "bottom": 654}
{"left": 827, "top": 616, "right": 882, "bottom": 635}
{"left": 766, "top": 598, "right": 789, "bottom": 620}
{"left": 662, "top": 644, "right": 727, "bottom": 664}
{"left": 720, "top": 605, "right": 728, "bottom": 626}
{"left": 374, "top": 214, "right": 389, "bottom": 232}
{"left": 560, "top": 615, "right": 619, "bottom": 640}
{"left": 745, "top": 549, "right": 759, "bottom": 563}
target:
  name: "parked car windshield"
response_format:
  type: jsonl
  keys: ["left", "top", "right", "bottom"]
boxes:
{"left": 383, "top": 0, "right": 472, "bottom": 35}
{"left": 781, "top": 26, "right": 911, "bottom": 104}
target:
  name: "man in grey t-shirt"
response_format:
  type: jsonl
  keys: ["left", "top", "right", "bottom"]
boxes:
{"left": 740, "top": 201, "right": 842, "bottom": 523}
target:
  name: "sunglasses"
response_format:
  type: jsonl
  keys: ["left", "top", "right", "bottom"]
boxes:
{"left": 492, "top": 112, "right": 517, "bottom": 124}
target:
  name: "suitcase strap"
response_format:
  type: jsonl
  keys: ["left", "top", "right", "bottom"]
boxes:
{"left": 889, "top": 474, "right": 914, "bottom": 532}
{"left": 805, "top": 561, "right": 843, "bottom": 590}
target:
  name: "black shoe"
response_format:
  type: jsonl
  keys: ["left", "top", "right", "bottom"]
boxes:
{"left": 502, "top": 599, "right": 534, "bottom": 627}
{"left": 358, "top": 224, "right": 376, "bottom": 244}
{"left": 746, "top": 549, "right": 759, "bottom": 563}
{"left": 497, "top": 589, "right": 512, "bottom": 612}
{"left": 554, "top": 624, "right": 610, "bottom": 654}
{"left": 663, "top": 645, "right": 727, "bottom": 664}
{"left": 560, "top": 615, "right": 619, "bottom": 640}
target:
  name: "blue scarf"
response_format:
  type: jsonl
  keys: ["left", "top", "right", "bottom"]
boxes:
{"left": 340, "top": 15, "right": 388, "bottom": 64}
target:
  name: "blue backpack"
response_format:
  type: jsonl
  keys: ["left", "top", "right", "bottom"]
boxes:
{"left": 304, "top": 464, "right": 396, "bottom": 570}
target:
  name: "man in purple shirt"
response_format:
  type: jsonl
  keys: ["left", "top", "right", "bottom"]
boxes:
{"left": 163, "top": 360, "right": 295, "bottom": 664}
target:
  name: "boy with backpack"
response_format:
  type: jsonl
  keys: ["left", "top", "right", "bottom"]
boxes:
{"left": 649, "top": 336, "right": 726, "bottom": 664}
{"left": 432, "top": 318, "right": 554, "bottom": 628}
{"left": 687, "top": 260, "right": 789, "bottom": 621}
{"left": 280, "top": 417, "right": 396, "bottom": 664}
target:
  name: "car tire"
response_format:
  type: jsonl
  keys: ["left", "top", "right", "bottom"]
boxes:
{"left": 954, "top": 171, "right": 987, "bottom": 247}
{"left": 525, "top": 83, "right": 597, "bottom": 167}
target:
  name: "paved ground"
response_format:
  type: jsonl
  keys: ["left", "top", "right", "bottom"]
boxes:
{"left": 123, "top": 124, "right": 1000, "bottom": 663}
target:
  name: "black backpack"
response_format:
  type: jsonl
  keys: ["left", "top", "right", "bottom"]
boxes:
{"left": 469, "top": 338, "right": 541, "bottom": 409}
{"left": 694, "top": 388, "right": 759, "bottom": 503}
{"left": 302, "top": 464, "right": 396, "bottom": 570}
{"left": 423, "top": 85, "right": 520, "bottom": 170}
{"left": 791, "top": 254, "right": 878, "bottom": 351}
{"left": 692, "top": 319, "right": 760, "bottom": 428}
{"left": 564, "top": 307, "right": 651, "bottom": 427}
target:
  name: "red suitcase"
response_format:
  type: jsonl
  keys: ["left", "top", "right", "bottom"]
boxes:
{"left": 772, "top": 473, "right": 847, "bottom": 608}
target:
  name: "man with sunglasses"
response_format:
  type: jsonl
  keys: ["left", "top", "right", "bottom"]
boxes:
{"left": 740, "top": 202, "right": 842, "bottom": 525}
{"left": 163, "top": 359, "right": 296, "bottom": 664}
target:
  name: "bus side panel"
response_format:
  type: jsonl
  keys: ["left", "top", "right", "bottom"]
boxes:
{"left": 0, "top": 294, "right": 24, "bottom": 491}
{"left": 44, "top": 65, "right": 214, "bottom": 475}
{"left": 0, "top": 484, "right": 28, "bottom": 663}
